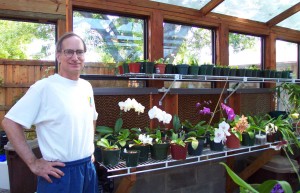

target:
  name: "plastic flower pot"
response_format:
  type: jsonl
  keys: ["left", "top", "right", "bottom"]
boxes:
{"left": 122, "top": 63, "right": 129, "bottom": 73}
{"left": 122, "top": 150, "right": 140, "bottom": 167}
{"left": 130, "top": 144, "right": 150, "bottom": 162}
{"left": 165, "top": 64, "right": 174, "bottom": 74}
{"left": 188, "top": 65, "right": 199, "bottom": 75}
{"left": 140, "top": 62, "right": 154, "bottom": 74}
{"left": 170, "top": 143, "right": 188, "bottom": 160}
{"left": 245, "top": 69, "right": 253, "bottom": 77}
{"left": 263, "top": 70, "right": 271, "bottom": 78}
{"left": 199, "top": 65, "right": 207, "bottom": 75}
{"left": 229, "top": 68, "right": 237, "bottom": 76}
{"left": 281, "top": 71, "right": 292, "bottom": 78}
{"left": 101, "top": 148, "right": 120, "bottom": 167}
{"left": 241, "top": 133, "right": 255, "bottom": 146}
{"left": 267, "top": 133, "right": 275, "bottom": 142}
{"left": 221, "top": 67, "right": 230, "bottom": 76}
{"left": 226, "top": 133, "right": 240, "bottom": 149}
{"left": 205, "top": 65, "right": 214, "bottom": 75}
{"left": 237, "top": 69, "right": 246, "bottom": 77}
{"left": 151, "top": 143, "right": 170, "bottom": 160}
{"left": 275, "top": 71, "right": 282, "bottom": 78}
{"left": 187, "top": 139, "right": 204, "bottom": 156}
{"left": 213, "top": 67, "right": 222, "bottom": 76}
{"left": 210, "top": 141, "right": 224, "bottom": 151}
{"left": 176, "top": 64, "right": 189, "bottom": 75}
{"left": 94, "top": 146, "right": 102, "bottom": 162}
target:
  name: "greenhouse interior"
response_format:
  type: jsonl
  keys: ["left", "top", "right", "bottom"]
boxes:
{"left": 0, "top": 0, "right": 300, "bottom": 193}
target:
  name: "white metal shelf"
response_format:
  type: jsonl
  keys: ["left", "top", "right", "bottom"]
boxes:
{"left": 99, "top": 142, "right": 279, "bottom": 178}
{"left": 117, "top": 73, "right": 300, "bottom": 83}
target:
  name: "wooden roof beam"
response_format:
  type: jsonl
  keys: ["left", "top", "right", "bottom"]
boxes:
{"left": 200, "top": 0, "right": 224, "bottom": 16}
{"left": 267, "top": 2, "right": 300, "bottom": 27}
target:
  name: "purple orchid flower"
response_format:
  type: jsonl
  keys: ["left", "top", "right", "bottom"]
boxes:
{"left": 199, "top": 107, "right": 211, "bottom": 115}
{"left": 221, "top": 103, "right": 236, "bottom": 121}
{"left": 271, "top": 183, "right": 284, "bottom": 193}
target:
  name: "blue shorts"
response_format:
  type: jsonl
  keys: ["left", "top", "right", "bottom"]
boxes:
{"left": 37, "top": 156, "right": 99, "bottom": 193}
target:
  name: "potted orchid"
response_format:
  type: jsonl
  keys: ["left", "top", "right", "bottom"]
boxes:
{"left": 210, "top": 121, "right": 231, "bottom": 151}
{"left": 96, "top": 98, "right": 145, "bottom": 165}
{"left": 168, "top": 114, "right": 189, "bottom": 160}
{"left": 148, "top": 106, "right": 172, "bottom": 160}
{"left": 129, "top": 133, "right": 153, "bottom": 162}
{"left": 228, "top": 114, "right": 250, "bottom": 148}
{"left": 183, "top": 120, "right": 210, "bottom": 155}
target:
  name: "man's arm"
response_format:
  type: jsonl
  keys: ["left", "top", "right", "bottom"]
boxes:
{"left": 2, "top": 118, "right": 65, "bottom": 183}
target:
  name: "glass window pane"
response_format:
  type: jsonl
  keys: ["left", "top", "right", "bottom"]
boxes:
{"left": 212, "top": 0, "right": 299, "bottom": 23}
{"left": 277, "top": 12, "right": 300, "bottom": 31}
{"left": 229, "top": 33, "right": 262, "bottom": 88}
{"left": 73, "top": 11, "right": 145, "bottom": 64}
{"left": 163, "top": 22, "right": 213, "bottom": 88}
{"left": 163, "top": 22, "right": 213, "bottom": 65}
{"left": 276, "top": 40, "right": 298, "bottom": 78}
{"left": 150, "top": 0, "right": 210, "bottom": 10}
{"left": 0, "top": 19, "right": 55, "bottom": 60}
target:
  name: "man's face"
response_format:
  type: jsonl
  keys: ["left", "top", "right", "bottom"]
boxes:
{"left": 56, "top": 36, "right": 85, "bottom": 80}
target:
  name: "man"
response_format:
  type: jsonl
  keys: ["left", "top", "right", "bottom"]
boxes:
{"left": 2, "top": 32, "right": 99, "bottom": 193}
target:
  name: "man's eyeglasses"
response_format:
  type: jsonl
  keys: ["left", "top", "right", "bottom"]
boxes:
{"left": 62, "top": 49, "right": 85, "bottom": 58}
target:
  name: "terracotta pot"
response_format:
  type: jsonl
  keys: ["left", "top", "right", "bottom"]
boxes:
{"left": 128, "top": 62, "right": 141, "bottom": 73}
{"left": 155, "top": 64, "right": 166, "bottom": 74}
{"left": 226, "top": 133, "right": 240, "bottom": 148}
{"left": 118, "top": 65, "right": 124, "bottom": 74}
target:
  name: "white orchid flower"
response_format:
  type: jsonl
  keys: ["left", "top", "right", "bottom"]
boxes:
{"left": 148, "top": 106, "right": 159, "bottom": 119}
{"left": 119, "top": 98, "right": 145, "bottom": 114}
{"left": 219, "top": 121, "right": 231, "bottom": 136}
{"left": 148, "top": 106, "right": 172, "bottom": 124}
{"left": 138, "top": 134, "right": 153, "bottom": 145}
{"left": 265, "top": 123, "right": 277, "bottom": 134}
{"left": 163, "top": 114, "right": 172, "bottom": 124}
{"left": 214, "top": 128, "right": 225, "bottom": 143}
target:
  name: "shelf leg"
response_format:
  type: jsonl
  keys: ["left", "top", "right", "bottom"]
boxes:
{"left": 225, "top": 156, "right": 236, "bottom": 193}
{"left": 114, "top": 174, "right": 136, "bottom": 193}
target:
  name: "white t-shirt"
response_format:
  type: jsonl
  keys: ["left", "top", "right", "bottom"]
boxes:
{"left": 5, "top": 74, "right": 98, "bottom": 162}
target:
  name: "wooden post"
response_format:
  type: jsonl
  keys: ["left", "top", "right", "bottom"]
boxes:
{"left": 226, "top": 149, "right": 279, "bottom": 193}
{"left": 225, "top": 156, "right": 236, "bottom": 193}
{"left": 114, "top": 174, "right": 137, "bottom": 193}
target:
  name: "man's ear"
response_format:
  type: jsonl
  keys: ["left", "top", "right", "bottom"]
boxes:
{"left": 56, "top": 52, "right": 61, "bottom": 63}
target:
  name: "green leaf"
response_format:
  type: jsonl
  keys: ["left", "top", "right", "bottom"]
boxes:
{"left": 96, "top": 126, "right": 113, "bottom": 135}
{"left": 191, "top": 140, "right": 199, "bottom": 150}
{"left": 173, "top": 115, "right": 181, "bottom": 132}
{"left": 220, "top": 162, "right": 259, "bottom": 193}
{"left": 114, "top": 118, "right": 123, "bottom": 133}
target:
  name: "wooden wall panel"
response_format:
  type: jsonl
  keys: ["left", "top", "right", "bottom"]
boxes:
{"left": 0, "top": 0, "right": 66, "bottom": 15}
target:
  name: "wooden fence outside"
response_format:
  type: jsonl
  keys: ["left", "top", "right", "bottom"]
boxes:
{"left": 0, "top": 59, "right": 127, "bottom": 130}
